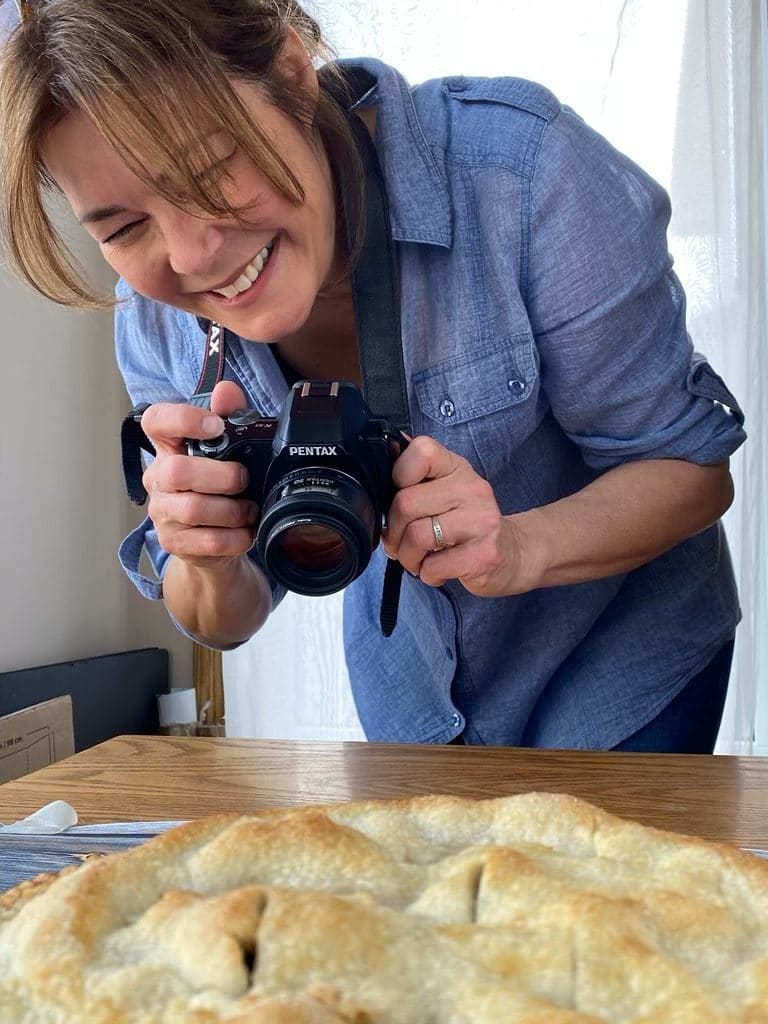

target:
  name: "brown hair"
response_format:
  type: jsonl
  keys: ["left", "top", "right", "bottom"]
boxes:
{"left": 0, "top": 0, "right": 363, "bottom": 309}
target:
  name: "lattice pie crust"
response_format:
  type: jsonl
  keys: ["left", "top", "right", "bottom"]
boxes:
{"left": 1, "top": 792, "right": 767, "bottom": 1022}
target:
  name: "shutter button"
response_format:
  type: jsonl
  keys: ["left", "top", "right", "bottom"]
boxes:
{"left": 198, "top": 434, "right": 230, "bottom": 455}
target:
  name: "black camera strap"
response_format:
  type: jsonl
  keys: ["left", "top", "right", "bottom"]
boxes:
{"left": 338, "top": 67, "right": 410, "bottom": 637}
{"left": 121, "top": 65, "right": 410, "bottom": 635}
{"left": 341, "top": 69, "right": 411, "bottom": 436}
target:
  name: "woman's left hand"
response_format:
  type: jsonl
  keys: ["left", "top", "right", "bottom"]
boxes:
{"left": 383, "top": 435, "right": 524, "bottom": 597}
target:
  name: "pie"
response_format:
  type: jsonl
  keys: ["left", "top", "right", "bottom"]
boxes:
{"left": 0, "top": 791, "right": 767, "bottom": 1023}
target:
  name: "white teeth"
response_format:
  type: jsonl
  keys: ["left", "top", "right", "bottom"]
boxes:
{"left": 212, "top": 242, "right": 274, "bottom": 298}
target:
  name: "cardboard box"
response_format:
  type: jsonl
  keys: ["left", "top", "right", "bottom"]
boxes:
{"left": 0, "top": 696, "right": 75, "bottom": 784}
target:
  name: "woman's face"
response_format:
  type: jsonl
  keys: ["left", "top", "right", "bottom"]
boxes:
{"left": 43, "top": 80, "right": 340, "bottom": 342}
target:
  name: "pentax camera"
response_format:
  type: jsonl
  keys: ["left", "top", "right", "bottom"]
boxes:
{"left": 188, "top": 381, "right": 407, "bottom": 596}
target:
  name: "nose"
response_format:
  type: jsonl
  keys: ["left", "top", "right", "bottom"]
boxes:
{"left": 162, "top": 205, "right": 228, "bottom": 283}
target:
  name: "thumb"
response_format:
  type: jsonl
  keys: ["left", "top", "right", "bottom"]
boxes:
{"left": 209, "top": 380, "right": 248, "bottom": 419}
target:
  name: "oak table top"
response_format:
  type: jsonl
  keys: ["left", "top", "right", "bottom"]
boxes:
{"left": 0, "top": 735, "right": 767, "bottom": 848}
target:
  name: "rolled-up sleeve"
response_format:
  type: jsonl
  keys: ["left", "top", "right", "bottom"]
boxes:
{"left": 525, "top": 107, "right": 745, "bottom": 470}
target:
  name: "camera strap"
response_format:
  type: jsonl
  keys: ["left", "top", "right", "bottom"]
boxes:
{"left": 341, "top": 68, "right": 411, "bottom": 436}
{"left": 340, "top": 66, "right": 410, "bottom": 637}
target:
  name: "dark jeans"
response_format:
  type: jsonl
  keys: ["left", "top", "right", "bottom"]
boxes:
{"left": 611, "top": 639, "right": 735, "bottom": 754}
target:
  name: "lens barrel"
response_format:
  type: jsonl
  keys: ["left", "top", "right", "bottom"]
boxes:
{"left": 257, "top": 467, "right": 378, "bottom": 596}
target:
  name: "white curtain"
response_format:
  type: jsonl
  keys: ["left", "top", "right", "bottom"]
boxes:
{"left": 224, "top": 0, "right": 768, "bottom": 754}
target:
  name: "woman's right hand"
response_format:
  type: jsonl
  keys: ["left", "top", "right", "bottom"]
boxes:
{"left": 139, "top": 380, "right": 259, "bottom": 570}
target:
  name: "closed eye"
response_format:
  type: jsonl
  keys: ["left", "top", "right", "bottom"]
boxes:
{"left": 188, "top": 151, "right": 238, "bottom": 195}
{"left": 103, "top": 218, "right": 147, "bottom": 244}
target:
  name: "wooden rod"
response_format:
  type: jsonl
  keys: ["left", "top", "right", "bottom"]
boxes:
{"left": 192, "top": 644, "right": 225, "bottom": 726}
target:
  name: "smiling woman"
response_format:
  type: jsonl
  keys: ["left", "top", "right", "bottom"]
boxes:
{"left": 0, "top": 0, "right": 748, "bottom": 756}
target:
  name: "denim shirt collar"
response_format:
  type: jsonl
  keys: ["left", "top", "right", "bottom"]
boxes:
{"left": 338, "top": 57, "right": 453, "bottom": 249}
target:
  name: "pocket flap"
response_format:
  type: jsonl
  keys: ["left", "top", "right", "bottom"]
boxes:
{"left": 413, "top": 336, "right": 537, "bottom": 426}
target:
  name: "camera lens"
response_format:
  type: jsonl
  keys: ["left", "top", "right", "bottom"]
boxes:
{"left": 271, "top": 522, "right": 351, "bottom": 573}
{"left": 265, "top": 518, "right": 359, "bottom": 587}
{"left": 257, "top": 468, "right": 378, "bottom": 596}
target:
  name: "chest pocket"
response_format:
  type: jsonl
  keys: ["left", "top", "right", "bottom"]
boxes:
{"left": 411, "top": 334, "right": 541, "bottom": 481}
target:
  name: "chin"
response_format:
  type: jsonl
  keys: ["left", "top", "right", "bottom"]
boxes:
{"left": 234, "top": 301, "right": 316, "bottom": 343}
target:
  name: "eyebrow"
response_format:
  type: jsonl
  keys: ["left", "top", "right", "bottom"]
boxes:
{"left": 79, "top": 205, "right": 128, "bottom": 226}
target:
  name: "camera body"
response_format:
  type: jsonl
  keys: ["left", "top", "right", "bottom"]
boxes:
{"left": 188, "top": 381, "right": 405, "bottom": 595}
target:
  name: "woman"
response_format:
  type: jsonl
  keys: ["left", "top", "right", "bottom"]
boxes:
{"left": 0, "top": 0, "right": 746, "bottom": 751}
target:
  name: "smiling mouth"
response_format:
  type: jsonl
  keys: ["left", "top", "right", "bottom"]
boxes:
{"left": 209, "top": 240, "right": 275, "bottom": 298}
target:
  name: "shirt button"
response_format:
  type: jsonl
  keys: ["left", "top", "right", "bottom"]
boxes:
{"left": 450, "top": 712, "right": 462, "bottom": 727}
{"left": 507, "top": 378, "right": 526, "bottom": 394}
{"left": 439, "top": 398, "right": 456, "bottom": 418}
{"left": 446, "top": 77, "right": 467, "bottom": 92}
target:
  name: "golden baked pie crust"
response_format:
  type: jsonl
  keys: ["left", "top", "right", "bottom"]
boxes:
{"left": 0, "top": 791, "right": 767, "bottom": 1023}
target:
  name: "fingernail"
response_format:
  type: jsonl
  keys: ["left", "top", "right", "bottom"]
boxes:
{"left": 202, "top": 415, "right": 224, "bottom": 437}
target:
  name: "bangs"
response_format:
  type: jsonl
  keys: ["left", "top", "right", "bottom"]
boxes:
{"left": 73, "top": 64, "right": 307, "bottom": 221}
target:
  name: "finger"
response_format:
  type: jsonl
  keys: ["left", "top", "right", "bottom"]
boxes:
{"left": 141, "top": 402, "right": 225, "bottom": 454}
{"left": 161, "top": 524, "right": 256, "bottom": 562}
{"left": 385, "top": 477, "right": 464, "bottom": 555}
{"left": 422, "top": 514, "right": 511, "bottom": 592}
{"left": 419, "top": 540, "right": 504, "bottom": 591}
{"left": 417, "top": 548, "right": 462, "bottom": 589}
{"left": 388, "top": 430, "right": 413, "bottom": 460}
{"left": 386, "top": 469, "right": 498, "bottom": 555}
{"left": 149, "top": 491, "right": 259, "bottom": 530}
{"left": 210, "top": 380, "right": 249, "bottom": 419}
{"left": 386, "top": 512, "right": 459, "bottom": 571}
{"left": 391, "top": 435, "right": 464, "bottom": 489}
{"left": 144, "top": 452, "right": 248, "bottom": 497}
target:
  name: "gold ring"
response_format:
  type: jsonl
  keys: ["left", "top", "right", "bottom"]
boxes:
{"left": 431, "top": 515, "right": 447, "bottom": 551}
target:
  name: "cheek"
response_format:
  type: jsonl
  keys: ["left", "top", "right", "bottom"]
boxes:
{"left": 105, "top": 248, "right": 170, "bottom": 302}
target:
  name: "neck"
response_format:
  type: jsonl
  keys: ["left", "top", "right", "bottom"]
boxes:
{"left": 273, "top": 108, "right": 380, "bottom": 387}
{"left": 275, "top": 283, "right": 361, "bottom": 388}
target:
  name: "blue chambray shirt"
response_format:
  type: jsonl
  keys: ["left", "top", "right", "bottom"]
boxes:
{"left": 116, "top": 58, "right": 746, "bottom": 749}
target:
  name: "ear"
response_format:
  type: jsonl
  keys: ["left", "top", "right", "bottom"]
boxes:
{"left": 276, "top": 27, "right": 319, "bottom": 104}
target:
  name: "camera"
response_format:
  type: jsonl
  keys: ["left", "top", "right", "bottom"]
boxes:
{"left": 188, "top": 381, "right": 407, "bottom": 596}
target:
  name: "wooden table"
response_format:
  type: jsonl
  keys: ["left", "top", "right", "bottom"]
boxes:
{"left": 1, "top": 735, "right": 767, "bottom": 848}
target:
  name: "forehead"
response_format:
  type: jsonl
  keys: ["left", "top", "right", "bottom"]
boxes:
{"left": 42, "top": 109, "right": 151, "bottom": 217}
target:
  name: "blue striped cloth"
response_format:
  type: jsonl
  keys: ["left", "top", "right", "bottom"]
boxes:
{"left": 0, "top": 822, "right": 185, "bottom": 892}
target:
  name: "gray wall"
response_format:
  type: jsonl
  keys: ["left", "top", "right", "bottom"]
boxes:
{"left": 0, "top": 231, "right": 191, "bottom": 691}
